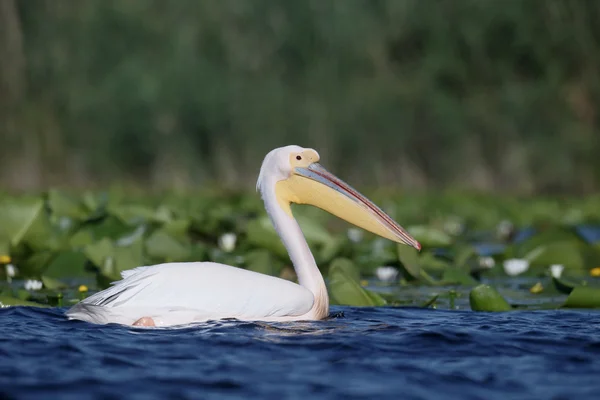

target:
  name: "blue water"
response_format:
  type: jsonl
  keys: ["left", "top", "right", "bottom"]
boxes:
{"left": 2, "top": 306, "right": 600, "bottom": 400}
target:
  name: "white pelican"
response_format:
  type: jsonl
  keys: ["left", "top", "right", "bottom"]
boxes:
{"left": 66, "top": 145, "right": 420, "bottom": 327}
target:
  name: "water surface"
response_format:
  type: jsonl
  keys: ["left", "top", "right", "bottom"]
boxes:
{"left": 1, "top": 306, "right": 599, "bottom": 399}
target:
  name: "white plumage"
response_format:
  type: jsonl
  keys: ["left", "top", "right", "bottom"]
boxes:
{"left": 66, "top": 262, "right": 314, "bottom": 326}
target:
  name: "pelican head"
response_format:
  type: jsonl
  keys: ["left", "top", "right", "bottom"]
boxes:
{"left": 257, "top": 145, "right": 421, "bottom": 250}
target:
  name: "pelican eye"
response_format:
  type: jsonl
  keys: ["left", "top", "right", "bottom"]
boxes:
{"left": 296, "top": 155, "right": 302, "bottom": 160}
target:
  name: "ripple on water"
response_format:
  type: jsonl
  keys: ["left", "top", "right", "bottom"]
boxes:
{"left": 2, "top": 306, "right": 600, "bottom": 400}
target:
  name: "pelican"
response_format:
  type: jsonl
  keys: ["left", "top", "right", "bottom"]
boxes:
{"left": 66, "top": 146, "right": 420, "bottom": 327}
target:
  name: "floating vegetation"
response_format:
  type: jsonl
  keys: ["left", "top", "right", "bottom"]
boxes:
{"left": 469, "top": 284, "right": 512, "bottom": 312}
{"left": 1, "top": 190, "right": 600, "bottom": 312}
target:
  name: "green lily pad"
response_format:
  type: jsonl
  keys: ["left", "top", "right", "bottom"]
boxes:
{"left": 0, "top": 241, "right": 9, "bottom": 257}
{"left": 21, "top": 211, "right": 64, "bottom": 252}
{"left": 41, "top": 275, "right": 68, "bottom": 290}
{"left": 113, "top": 238, "right": 144, "bottom": 276}
{"left": 551, "top": 276, "right": 584, "bottom": 295}
{"left": 17, "top": 251, "right": 55, "bottom": 277}
{"left": 47, "top": 189, "right": 90, "bottom": 221}
{"left": 469, "top": 284, "right": 511, "bottom": 312}
{"left": 441, "top": 268, "right": 478, "bottom": 286}
{"left": 420, "top": 251, "right": 452, "bottom": 272}
{"left": 84, "top": 216, "right": 133, "bottom": 241}
{"left": 81, "top": 191, "right": 105, "bottom": 213}
{"left": 97, "top": 258, "right": 119, "bottom": 286}
{"left": 44, "top": 251, "right": 90, "bottom": 278}
{"left": 145, "top": 230, "right": 190, "bottom": 261}
{"left": 245, "top": 249, "right": 281, "bottom": 276}
{"left": 416, "top": 269, "right": 444, "bottom": 286}
{"left": 318, "top": 236, "right": 346, "bottom": 264}
{"left": 162, "top": 219, "right": 191, "bottom": 239}
{"left": 245, "top": 218, "right": 288, "bottom": 259}
{"left": 453, "top": 246, "right": 477, "bottom": 269}
{"left": 329, "top": 258, "right": 361, "bottom": 282}
{"left": 563, "top": 286, "right": 600, "bottom": 309}
{"left": 513, "top": 228, "right": 584, "bottom": 258}
{"left": 0, "top": 197, "right": 44, "bottom": 247}
{"left": 295, "top": 215, "right": 333, "bottom": 245}
{"left": 69, "top": 229, "right": 95, "bottom": 248}
{"left": 396, "top": 244, "right": 421, "bottom": 279}
{"left": 328, "top": 258, "right": 386, "bottom": 306}
{"left": 406, "top": 225, "right": 453, "bottom": 248}
{"left": 421, "top": 294, "right": 439, "bottom": 308}
{"left": 525, "top": 241, "right": 585, "bottom": 270}
{"left": 83, "top": 236, "right": 143, "bottom": 280}
{"left": 83, "top": 238, "right": 114, "bottom": 269}
{"left": 183, "top": 244, "right": 208, "bottom": 263}
{"left": 0, "top": 295, "right": 50, "bottom": 308}
{"left": 109, "top": 204, "right": 161, "bottom": 226}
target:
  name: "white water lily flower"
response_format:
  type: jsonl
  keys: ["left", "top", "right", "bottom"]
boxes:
{"left": 376, "top": 266, "right": 399, "bottom": 282}
{"left": 347, "top": 228, "right": 363, "bottom": 243}
{"left": 503, "top": 258, "right": 530, "bottom": 276}
{"left": 550, "top": 264, "right": 564, "bottom": 279}
{"left": 478, "top": 256, "right": 496, "bottom": 269}
{"left": 5, "top": 264, "right": 16, "bottom": 283}
{"left": 219, "top": 233, "right": 237, "bottom": 253}
{"left": 497, "top": 220, "right": 514, "bottom": 238}
{"left": 5, "top": 264, "right": 16, "bottom": 278}
{"left": 25, "top": 279, "right": 43, "bottom": 291}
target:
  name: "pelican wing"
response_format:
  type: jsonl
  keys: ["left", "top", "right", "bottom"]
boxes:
{"left": 66, "top": 262, "right": 314, "bottom": 326}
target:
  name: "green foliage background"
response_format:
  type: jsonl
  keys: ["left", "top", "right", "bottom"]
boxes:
{"left": 1, "top": 0, "right": 599, "bottom": 193}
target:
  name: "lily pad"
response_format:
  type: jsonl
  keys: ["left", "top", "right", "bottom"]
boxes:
{"left": 17, "top": 251, "right": 55, "bottom": 277}
{"left": 44, "top": 251, "right": 90, "bottom": 278}
{"left": 525, "top": 241, "right": 585, "bottom": 270}
{"left": 83, "top": 238, "right": 114, "bottom": 269}
{"left": 145, "top": 230, "right": 190, "bottom": 261}
{"left": 453, "top": 246, "right": 477, "bottom": 268}
{"left": 162, "top": 219, "right": 191, "bottom": 239}
{"left": 0, "top": 197, "right": 44, "bottom": 247}
{"left": 396, "top": 244, "right": 421, "bottom": 279}
{"left": 295, "top": 214, "right": 333, "bottom": 245}
{"left": 21, "top": 212, "right": 64, "bottom": 252}
{"left": 551, "top": 276, "right": 584, "bottom": 295}
{"left": 318, "top": 236, "right": 346, "bottom": 264}
{"left": 406, "top": 225, "right": 453, "bottom": 248}
{"left": 245, "top": 249, "right": 281, "bottom": 276}
{"left": 41, "top": 275, "right": 68, "bottom": 290}
{"left": 113, "top": 238, "right": 144, "bottom": 276}
{"left": 47, "top": 189, "right": 90, "bottom": 221}
{"left": 87, "top": 217, "right": 139, "bottom": 241}
{"left": 84, "top": 237, "right": 143, "bottom": 280}
{"left": 419, "top": 251, "right": 452, "bottom": 272}
{"left": 328, "top": 258, "right": 386, "bottom": 306}
{"left": 563, "top": 287, "right": 600, "bottom": 309}
{"left": 69, "top": 229, "right": 95, "bottom": 248}
{"left": 421, "top": 294, "right": 439, "bottom": 308}
{"left": 513, "top": 228, "right": 584, "bottom": 258}
{"left": 441, "top": 268, "right": 478, "bottom": 286}
{"left": 0, "top": 295, "right": 50, "bottom": 308}
{"left": 329, "top": 258, "right": 361, "bottom": 282}
{"left": 245, "top": 218, "right": 288, "bottom": 259}
{"left": 0, "top": 242, "right": 9, "bottom": 258}
{"left": 109, "top": 204, "right": 161, "bottom": 225}
{"left": 469, "top": 284, "right": 511, "bottom": 312}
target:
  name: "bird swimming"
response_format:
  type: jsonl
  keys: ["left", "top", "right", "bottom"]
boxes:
{"left": 66, "top": 145, "right": 421, "bottom": 327}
